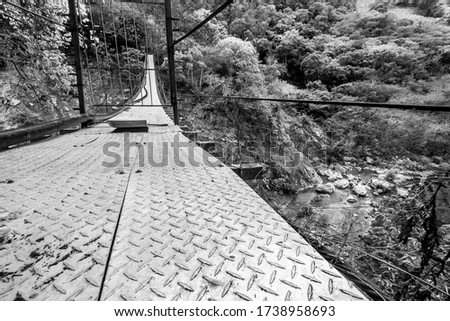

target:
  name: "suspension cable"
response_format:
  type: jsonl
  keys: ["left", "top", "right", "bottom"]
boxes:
{"left": 184, "top": 94, "right": 450, "bottom": 112}
{"left": 140, "top": 7, "right": 150, "bottom": 104}
{"left": 111, "top": 4, "right": 124, "bottom": 95}
{"left": 119, "top": 1, "right": 133, "bottom": 100}
{"left": 77, "top": 1, "right": 95, "bottom": 109}
{"left": 99, "top": 3, "right": 115, "bottom": 107}
{"left": 87, "top": 1, "right": 107, "bottom": 112}
{"left": 131, "top": 3, "right": 145, "bottom": 102}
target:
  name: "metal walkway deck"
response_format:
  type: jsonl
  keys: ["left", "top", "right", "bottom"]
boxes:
{"left": 0, "top": 57, "right": 368, "bottom": 301}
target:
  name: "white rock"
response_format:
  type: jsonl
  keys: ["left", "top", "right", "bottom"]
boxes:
{"left": 353, "top": 184, "right": 368, "bottom": 197}
{"left": 316, "top": 183, "right": 335, "bottom": 194}
{"left": 316, "top": 165, "right": 328, "bottom": 176}
{"left": 324, "top": 169, "right": 343, "bottom": 181}
{"left": 392, "top": 173, "right": 411, "bottom": 185}
{"left": 334, "top": 179, "right": 350, "bottom": 189}
{"left": 371, "top": 178, "right": 394, "bottom": 192}
{"left": 333, "top": 164, "right": 346, "bottom": 174}
{"left": 397, "top": 187, "right": 409, "bottom": 197}
{"left": 10, "top": 98, "right": 21, "bottom": 106}
{"left": 439, "top": 163, "right": 450, "bottom": 171}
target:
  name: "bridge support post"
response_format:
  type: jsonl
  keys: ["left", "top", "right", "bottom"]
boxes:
{"left": 164, "top": 0, "right": 179, "bottom": 125}
{"left": 68, "top": 0, "right": 86, "bottom": 118}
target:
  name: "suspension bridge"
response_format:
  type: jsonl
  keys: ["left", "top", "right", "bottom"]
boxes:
{"left": 7, "top": 0, "right": 449, "bottom": 301}
{"left": 0, "top": 49, "right": 370, "bottom": 300}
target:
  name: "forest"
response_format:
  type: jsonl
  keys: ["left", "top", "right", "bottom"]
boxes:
{"left": 1, "top": 0, "right": 450, "bottom": 300}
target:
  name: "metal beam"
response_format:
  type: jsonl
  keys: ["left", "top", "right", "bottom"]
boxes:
{"left": 68, "top": 0, "right": 86, "bottom": 117}
{"left": 114, "top": 0, "right": 164, "bottom": 3}
{"left": 0, "top": 115, "right": 91, "bottom": 150}
{"left": 94, "top": 104, "right": 172, "bottom": 107}
{"left": 165, "top": 0, "right": 179, "bottom": 125}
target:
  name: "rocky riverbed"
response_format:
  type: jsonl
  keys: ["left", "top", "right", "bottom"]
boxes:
{"left": 264, "top": 157, "right": 450, "bottom": 242}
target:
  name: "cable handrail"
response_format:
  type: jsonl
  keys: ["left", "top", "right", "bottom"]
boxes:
{"left": 184, "top": 94, "right": 450, "bottom": 112}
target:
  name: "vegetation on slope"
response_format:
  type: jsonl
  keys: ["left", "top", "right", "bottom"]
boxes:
{"left": 0, "top": 3, "right": 76, "bottom": 129}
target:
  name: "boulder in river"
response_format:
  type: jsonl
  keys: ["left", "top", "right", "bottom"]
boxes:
{"left": 316, "top": 165, "right": 328, "bottom": 176}
{"left": 316, "top": 183, "right": 335, "bottom": 194}
{"left": 324, "top": 169, "right": 343, "bottom": 181}
{"left": 353, "top": 184, "right": 368, "bottom": 197}
{"left": 371, "top": 178, "right": 394, "bottom": 193}
{"left": 334, "top": 179, "right": 350, "bottom": 189}
{"left": 332, "top": 164, "right": 346, "bottom": 174}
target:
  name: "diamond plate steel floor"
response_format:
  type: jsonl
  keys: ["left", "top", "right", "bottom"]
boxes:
{"left": 0, "top": 132, "right": 141, "bottom": 300}
{"left": 100, "top": 132, "right": 367, "bottom": 301}
{"left": 0, "top": 56, "right": 368, "bottom": 301}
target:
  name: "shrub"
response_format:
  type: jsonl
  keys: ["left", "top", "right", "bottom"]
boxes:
{"left": 332, "top": 11, "right": 397, "bottom": 38}
{"left": 301, "top": 52, "right": 331, "bottom": 80}
{"left": 302, "top": 53, "right": 354, "bottom": 87}
{"left": 333, "top": 81, "right": 401, "bottom": 102}
{"left": 320, "top": 60, "right": 352, "bottom": 87}
{"left": 338, "top": 49, "right": 375, "bottom": 68}
{"left": 371, "top": 45, "right": 429, "bottom": 83}
{"left": 437, "top": 50, "right": 450, "bottom": 73}
{"left": 422, "top": 130, "right": 450, "bottom": 159}
{"left": 263, "top": 165, "right": 301, "bottom": 194}
{"left": 208, "top": 37, "right": 260, "bottom": 77}
{"left": 7, "top": 108, "right": 39, "bottom": 128}
{"left": 416, "top": 0, "right": 446, "bottom": 18}
{"left": 324, "top": 105, "right": 450, "bottom": 160}
{"left": 294, "top": 9, "right": 310, "bottom": 23}
{"left": 408, "top": 80, "right": 431, "bottom": 94}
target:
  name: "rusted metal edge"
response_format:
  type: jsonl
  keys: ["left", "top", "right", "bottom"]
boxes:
{"left": 0, "top": 115, "right": 92, "bottom": 150}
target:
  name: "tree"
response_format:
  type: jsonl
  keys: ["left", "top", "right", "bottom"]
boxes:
{"left": 0, "top": 3, "right": 75, "bottom": 127}
{"left": 209, "top": 36, "right": 260, "bottom": 77}
{"left": 417, "top": 0, "right": 446, "bottom": 18}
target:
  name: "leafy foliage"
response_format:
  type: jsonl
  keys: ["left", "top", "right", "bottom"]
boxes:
{"left": 416, "top": 0, "right": 447, "bottom": 18}
{"left": 361, "top": 173, "right": 450, "bottom": 300}
{"left": 333, "top": 81, "right": 401, "bottom": 102}
{"left": 209, "top": 37, "right": 260, "bottom": 77}
{"left": 371, "top": 44, "right": 429, "bottom": 84}
{"left": 322, "top": 106, "right": 450, "bottom": 160}
{"left": 0, "top": 3, "right": 75, "bottom": 127}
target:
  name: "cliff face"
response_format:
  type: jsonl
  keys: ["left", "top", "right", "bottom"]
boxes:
{"left": 180, "top": 98, "right": 323, "bottom": 192}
